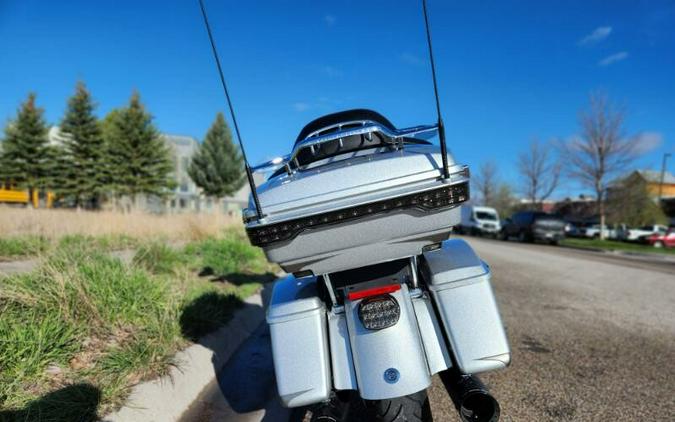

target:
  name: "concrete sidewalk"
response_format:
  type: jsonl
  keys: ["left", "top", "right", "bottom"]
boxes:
{"left": 104, "top": 290, "right": 270, "bottom": 422}
{"left": 178, "top": 322, "right": 294, "bottom": 422}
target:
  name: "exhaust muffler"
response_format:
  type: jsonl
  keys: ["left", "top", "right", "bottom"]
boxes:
{"left": 441, "top": 370, "right": 500, "bottom": 422}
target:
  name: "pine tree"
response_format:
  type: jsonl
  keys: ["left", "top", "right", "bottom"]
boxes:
{"left": 59, "top": 81, "right": 106, "bottom": 208}
{"left": 0, "top": 93, "right": 50, "bottom": 207}
{"left": 188, "top": 112, "right": 245, "bottom": 198}
{"left": 99, "top": 108, "right": 123, "bottom": 199}
{"left": 105, "top": 92, "right": 174, "bottom": 205}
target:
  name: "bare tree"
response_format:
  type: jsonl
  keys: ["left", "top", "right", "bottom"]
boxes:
{"left": 560, "top": 93, "right": 640, "bottom": 239}
{"left": 492, "top": 183, "right": 517, "bottom": 218}
{"left": 517, "top": 138, "right": 561, "bottom": 209}
{"left": 472, "top": 161, "right": 499, "bottom": 206}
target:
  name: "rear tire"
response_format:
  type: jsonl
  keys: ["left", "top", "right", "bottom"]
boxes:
{"left": 369, "top": 390, "right": 432, "bottom": 422}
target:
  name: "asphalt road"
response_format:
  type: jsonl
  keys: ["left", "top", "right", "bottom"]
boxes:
{"left": 183, "top": 238, "right": 675, "bottom": 421}
{"left": 427, "top": 237, "right": 675, "bottom": 421}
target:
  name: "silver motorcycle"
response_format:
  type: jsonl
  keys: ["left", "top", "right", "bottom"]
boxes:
{"left": 197, "top": 0, "right": 511, "bottom": 419}
{"left": 244, "top": 109, "right": 510, "bottom": 422}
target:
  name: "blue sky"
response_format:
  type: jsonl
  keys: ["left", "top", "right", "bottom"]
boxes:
{"left": 1, "top": 0, "right": 673, "bottom": 198}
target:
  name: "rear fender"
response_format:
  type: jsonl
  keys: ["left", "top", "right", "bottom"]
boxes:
{"left": 343, "top": 284, "right": 432, "bottom": 400}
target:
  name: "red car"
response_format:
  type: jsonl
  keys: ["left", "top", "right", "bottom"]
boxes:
{"left": 646, "top": 228, "right": 675, "bottom": 248}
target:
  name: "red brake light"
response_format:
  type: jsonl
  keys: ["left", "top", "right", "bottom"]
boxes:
{"left": 348, "top": 284, "right": 401, "bottom": 301}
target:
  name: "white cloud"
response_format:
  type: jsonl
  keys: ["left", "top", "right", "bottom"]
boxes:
{"left": 293, "top": 102, "right": 310, "bottom": 112}
{"left": 633, "top": 132, "right": 663, "bottom": 153}
{"left": 321, "top": 65, "right": 343, "bottom": 78}
{"left": 579, "top": 26, "right": 612, "bottom": 45}
{"left": 324, "top": 15, "right": 336, "bottom": 26}
{"left": 598, "top": 51, "right": 628, "bottom": 66}
{"left": 399, "top": 52, "right": 424, "bottom": 66}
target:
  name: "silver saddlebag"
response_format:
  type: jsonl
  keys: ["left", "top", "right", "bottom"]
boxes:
{"left": 266, "top": 275, "right": 331, "bottom": 407}
{"left": 422, "top": 239, "right": 510, "bottom": 374}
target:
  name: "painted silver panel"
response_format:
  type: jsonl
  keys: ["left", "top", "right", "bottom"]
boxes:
{"left": 328, "top": 312, "right": 358, "bottom": 391}
{"left": 245, "top": 144, "right": 468, "bottom": 274}
{"left": 248, "top": 145, "right": 464, "bottom": 223}
{"left": 266, "top": 276, "right": 332, "bottom": 407}
{"left": 345, "top": 285, "right": 431, "bottom": 400}
{"left": 266, "top": 206, "right": 458, "bottom": 274}
{"left": 424, "top": 240, "right": 511, "bottom": 374}
{"left": 412, "top": 295, "right": 452, "bottom": 375}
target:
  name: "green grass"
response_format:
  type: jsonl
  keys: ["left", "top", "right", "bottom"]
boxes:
{"left": 57, "top": 233, "right": 139, "bottom": 253}
{"left": 0, "top": 235, "right": 49, "bottom": 260}
{"left": 0, "top": 230, "right": 273, "bottom": 421}
{"left": 183, "top": 228, "right": 269, "bottom": 275}
{"left": 132, "top": 241, "right": 187, "bottom": 274}
{"left": 0, "top": 234, "right": 138, "bottom": 262}
{"left": 560, "top": 237, "right": 675, "bottom": 255}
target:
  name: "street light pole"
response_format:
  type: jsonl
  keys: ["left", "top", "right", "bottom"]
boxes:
{"left": 659, "top": 152, "right": 671, "bottom": 203}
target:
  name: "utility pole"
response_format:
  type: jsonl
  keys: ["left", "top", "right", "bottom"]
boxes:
{"left": 659, "top": 152, "right": 671, "bottom": 203}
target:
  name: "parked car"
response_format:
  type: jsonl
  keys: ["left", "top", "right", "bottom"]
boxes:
{"left": 582, "top": 224, "right": 625, "bottom": 240}
{"left": 500, "top": 211, "right": 566, "bottom": 244}
{"left": 564, "top": 222, "right": 581, "bottom": 238}
{"left": 645, "top": 228, "right": 675, "bottom": 248}
{"left": 618, "top": 224, "right": 668, "bottom": 242}
{"left": 459, "top": 205, "right": 500, "bottom": 236}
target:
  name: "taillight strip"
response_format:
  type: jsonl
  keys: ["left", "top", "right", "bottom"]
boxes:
{"left": 246, "top": 181, "right": 469, "bottom": 247}
{"left": 347, "top": 284, "right": 401, "bottom": 300}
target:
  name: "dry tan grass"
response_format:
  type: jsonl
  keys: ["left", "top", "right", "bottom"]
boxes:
{"left": 0, "top": 207, "right": 239, "bottom": 241}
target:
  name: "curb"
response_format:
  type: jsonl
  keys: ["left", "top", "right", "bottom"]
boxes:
{"left": 103, "top": 292, "right": 266, "bottom": 422}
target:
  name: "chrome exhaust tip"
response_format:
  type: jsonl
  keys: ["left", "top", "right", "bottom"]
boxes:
{"left": 441, "top": 371, "right": 500, "bottom": 422}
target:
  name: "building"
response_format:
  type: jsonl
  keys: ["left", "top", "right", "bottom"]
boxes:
{"left": 603, "top": 169, "right": 675, "bottom": 225}
{"left": 161, "top": 134, "right": 264, "bottom": 215}
{"left": 517, "top": 198, "right": 556, "bottom": 213}
{"left": 162, "top": 134, "right": 201, "bottom": 212}
{"left": 625, "top": 169, "right": 675, "bottom": 199}
{"left": 552, "top": 195, "right": 597, "bottom": 223}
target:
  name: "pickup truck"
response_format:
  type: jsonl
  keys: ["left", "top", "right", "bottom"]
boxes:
{"left": 617, "top": 224, "right": 668, "bottom": 242}
{"left": 582, "top": 224, "right": 624, "bottom": 240}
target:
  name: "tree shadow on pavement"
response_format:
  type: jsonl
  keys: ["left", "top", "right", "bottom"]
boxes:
{"left": 179, "top": 282, "right": 306, "bottom": 422}
{"left": 0, "top": 383, "right": 101, "bottom": 422}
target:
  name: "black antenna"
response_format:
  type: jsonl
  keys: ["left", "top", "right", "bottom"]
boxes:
{"left": 421, "top": 0, "right": 450, "bottom": 179}
{"left": 198, "top": 0, "right": 264, "bottom": 219}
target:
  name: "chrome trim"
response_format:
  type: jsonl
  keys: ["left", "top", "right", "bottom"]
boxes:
{"left": 250, "top": 122, "right": 439, "bottom": 174}
{"left": 251, "top": 155, "right": 291, "bottom": 173}
{"left": 324, "top": 273, "right": 339, "bottom": 310}
{"left": 410, "top": 256, "right": 420, "bottom": 289}
{"left": 294, "top": 122, "right": 438, "bottom": 164}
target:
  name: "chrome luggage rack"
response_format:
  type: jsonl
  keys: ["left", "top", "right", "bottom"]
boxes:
{"left": 252, "top": 120, "right": 439, "bottom": 175}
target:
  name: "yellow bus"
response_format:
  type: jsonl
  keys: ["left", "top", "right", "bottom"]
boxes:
{"left": 0, "top": 183, "right": 54, "bottom": 208}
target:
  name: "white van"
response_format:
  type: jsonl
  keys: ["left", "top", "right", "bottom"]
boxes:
{"left": 459, "top": 205, "right": 501, "bottom": 236}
